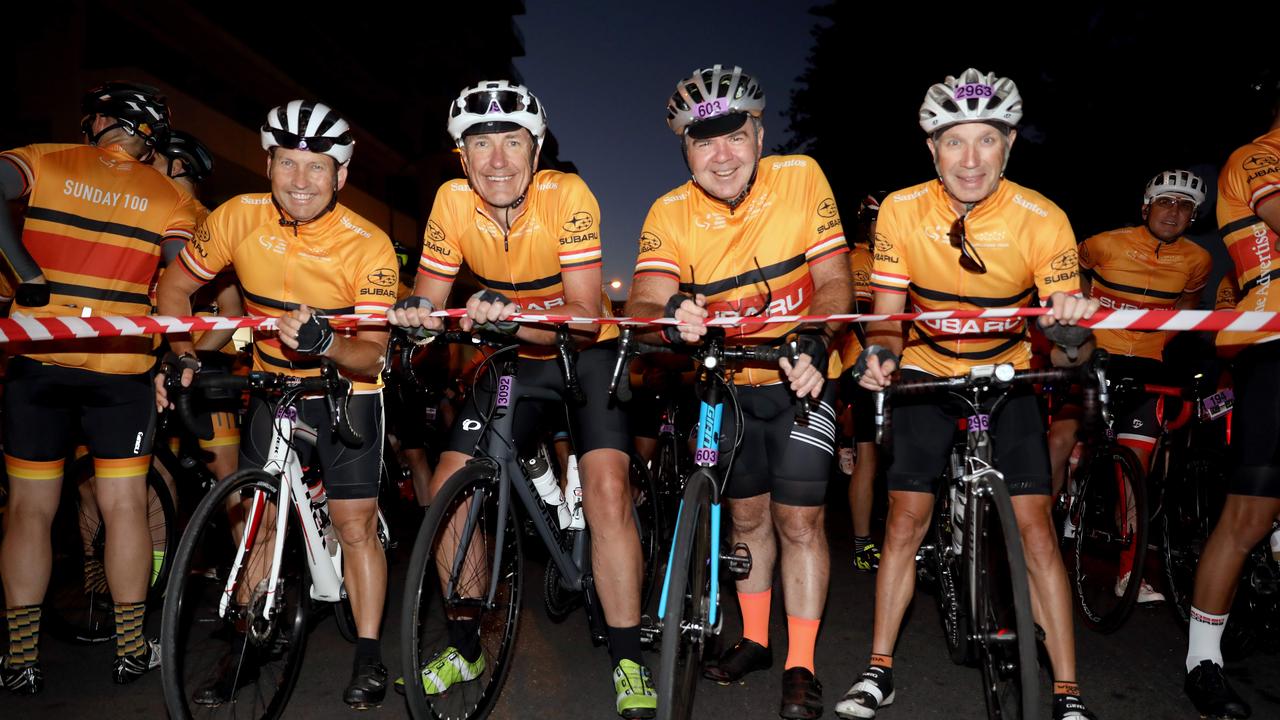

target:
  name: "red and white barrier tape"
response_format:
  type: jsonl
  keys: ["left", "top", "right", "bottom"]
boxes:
{"left": 1, "top": 307, "right": 1277, "bottom": 344}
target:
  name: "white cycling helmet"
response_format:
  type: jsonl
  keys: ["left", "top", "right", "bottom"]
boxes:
{"left": 919, "top": 68, "right": 1023, "bottom": 134}
{"left": 260, "top": 100, "right": 354, "bottom": 166}
{"left": 667, "top": 64, "right": 766, "bottom": 138}
{"left": 1144, "top": 169, "right": 1207, "bottom": 208}
{"left": 447, "top": 80, "right": 547, "bottom": 148}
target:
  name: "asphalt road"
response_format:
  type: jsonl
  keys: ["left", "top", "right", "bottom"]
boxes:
{"left": 6, "top": 475, "right": 1279, "bottom": 719}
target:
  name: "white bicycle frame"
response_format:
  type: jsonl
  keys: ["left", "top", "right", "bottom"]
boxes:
{"left": 216, "top": 402, "right": 345, "bottom": 624}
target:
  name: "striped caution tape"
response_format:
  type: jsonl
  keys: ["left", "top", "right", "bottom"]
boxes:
{"left": 1, "top": 306, "right": 1278, "bottom": 344}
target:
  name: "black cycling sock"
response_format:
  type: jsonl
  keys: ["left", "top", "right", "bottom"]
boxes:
{"left": 607, "top": 624, "right": 644, "bottom": 666}
{"left": 449, "top": 618, "right": 483, "bottom": 663}
{"left": 355, "top": 637, "right": 381, "bottom": 666}
{"left": 854, "top": 535, "right": 872, "bottom": 552}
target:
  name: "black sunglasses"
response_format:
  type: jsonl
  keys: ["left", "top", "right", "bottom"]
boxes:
{"left": 459, "top": 90, "right": 530, "bottom": 116}
{"left": 948, "top": 215, "right": 987, "bottom": 274}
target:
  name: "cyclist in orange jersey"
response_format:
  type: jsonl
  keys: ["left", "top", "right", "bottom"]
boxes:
{"left": 835, "top": 69, "right": 1099, "bottom": 720}
{"left": 0, "top": 82, "right": 199, "bottom": 694}
{"left": 627, "top": 65, "right": 852, "bottom": 720}
{"left": 1181, "top": 74, "right": 1280, "bottom": 720}
{"left": 387, "top": 81, "right": 653, "bottom": 718}
{"left": 155, "top": 100, "right": 397, "bottom": 708}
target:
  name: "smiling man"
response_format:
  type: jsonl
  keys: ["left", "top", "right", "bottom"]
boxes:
{"left": 1046, "top": 169, "right": 1211, "bottom": 606}
{"left": 155, "top": 100, "right": 398, "bottom": 709}
{"left": 834, "top": 69, "right": 1099, "bottom": 720}
{"left": 626, "top": 64, "right": 851, "bottom": 720}
{"left": 386, "top": 80, "right": 651, "bottom": 719}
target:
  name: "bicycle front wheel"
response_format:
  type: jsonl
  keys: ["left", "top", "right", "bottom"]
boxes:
{"left": 44, "top": 456, "right": 176, "bottom": 644}
{"left": 160, "top": 469, "right": 310, "bottom": 720}
{"left": 970, "top": 477, "right": 1040, "bottom": 720}
{"left": 1069, "top": 446, "right": 1148, "bottom": 633}
{"left": 655, "top": 469, "right": 715, "bottom": 720}
{"left": 631, "top": 451, "right": 662, "bottom": 613}
{"left": 401, "top": 461, "right": 521, "bottom": 720}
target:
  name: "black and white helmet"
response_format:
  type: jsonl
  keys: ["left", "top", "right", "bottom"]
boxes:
{"left": 80, "top": 81, "right": 171, "bottom": 148}
{"left": 919, "top": 68, "right": 1023, "bottom": 134}
{"left": 447, "top": 80, "right": 547, "bottom": 148}
{"left": 1144, "top": 169, "right": 1207, "bottom": 209}
{"left": 667, "top": 65, "right": 766, "bottom": 139}
{"left": 260, "top": 100, "right": 355, "bottom": 166}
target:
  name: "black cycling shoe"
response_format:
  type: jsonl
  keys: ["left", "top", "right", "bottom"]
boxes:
{"left": 1184, "top": 660, "right": 1251, "bottom": 719}
{"left": 193, "top": 651, "right": 260, "bottom": 706}
{"left": 779, "top": 667, "right": 823, "bottom": 720}
{"left": 344, "top": 660, "right": 389, "bottom": 709}
{"left": 703, "top": 638, "right": 773, "bottom": 684}
{"left": 1, "top": 656, "right": 43, "bottom": 695}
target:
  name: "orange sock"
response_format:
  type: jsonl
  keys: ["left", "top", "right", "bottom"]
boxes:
{"left": 738, "top": 589, "right": 771, "bottom": 647}
{"left": 870, "top": 653, "right": 893, "bottom": 668}
{"left": 1053, "top": 680, "right": 1080, "bottom": 696}
{"left": 784, "top": 615, "right": 821, "bottom": 672}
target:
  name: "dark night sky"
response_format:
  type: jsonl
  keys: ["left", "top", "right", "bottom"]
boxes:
{"left": 515, "top": 4, "right": 1279, "bottom": 303}
{"left": 518, "top": 1, "right": 822, "bottom": 297}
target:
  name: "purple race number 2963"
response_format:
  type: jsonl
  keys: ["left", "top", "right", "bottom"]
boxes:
{"left": 967, "top": 414, "right": 991, "bottom": 433}
{"left": 953, "top": 83, "right": 993, "bottom": 100}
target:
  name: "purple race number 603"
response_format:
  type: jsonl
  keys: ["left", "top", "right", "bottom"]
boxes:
{"left": 694, "top": 447, "right": 719, "bottom": 465}
{"left": 694, "top": 98, "right": 727, "bottom": 119}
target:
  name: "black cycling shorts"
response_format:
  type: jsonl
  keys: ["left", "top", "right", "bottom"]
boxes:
{"left": 3, "top": 356, "right": 156, "bottom": 463}
{"left": 447, "top": 343, "right": 631, "bottom": 457}
{"left": 239, "top": 391, "right": 384, "bottom": 500}
{"left": 1229, "top": 341, "right": 1280, "bottom": 497}
{"left": 715, "top": 382, "right": 838, "bottom": 507}
{"left": 887, "top": 369, "right": 1051, "bottom": 497}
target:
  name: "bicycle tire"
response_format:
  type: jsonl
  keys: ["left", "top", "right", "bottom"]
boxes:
{"left": 1070, "top": 446, "right": 1148, "bottom": 633}
{"left": 631, "top": 451, "right": 662, "bottom": 613}
{"left": 655, "top": 469, "right": 714, "bottom": 720}
{"left": 160, "top": 469, "right": 310, "bottom": 720}
{"left": 44, "top": 456, "right": 176, "bottom": 644}
{"left": 401, "top": 461, "right": 522, "bottom": 720}
{"left": 1162, "top": 448, "right": 1226, "bottom": 626}
{"left": 931, "top": 481, "right": 973, "bottom": 665}
{"left": 971, "top": 476, "right": 1039, "bottom": 720}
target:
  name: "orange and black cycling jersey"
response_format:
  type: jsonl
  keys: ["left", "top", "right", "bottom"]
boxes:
{"left": 417, "top": 170, "right": 615, "bottom": 357}
{"left": 177, "top": 193, "right": 398, "bottom": 392}
{"left": 834, "top": 243, "right": 873, "bottom": 376}
{"left": 1216, "top": 272, "right": 1242, "bottom": 311}
{"left": 872, "top": 178, "right": 1080, "bottom": 377}
{"left": 1078, "top": 225, "right": 1210, "bottom": 361}
{"left": 1216, "top": 127, "right": 1280, "bottom": 347}
{"left": 0, "top": 143, "right": 199, "bottom": 373}
{"left": 633, "top": 154, "right": 847, "bottom": 386}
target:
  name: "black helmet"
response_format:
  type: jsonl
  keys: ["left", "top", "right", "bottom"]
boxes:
{"left": 858, "top": 190, "right": 889, "bottom": 224}
{"left": 80, "top": 81, "right": 171, "bottom": 149}
{"left": 393, "top": 242, "right": 419, "bottom": 284}
{"left": 158, "top": 130, "right": 214, "bottom": 182}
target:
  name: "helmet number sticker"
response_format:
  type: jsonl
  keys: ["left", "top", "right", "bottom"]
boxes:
{"left": 953, "top": 83, "right": 994, "bottom": 100}
{"left": 695, "top": 99, "right": 727, "bottom": 119}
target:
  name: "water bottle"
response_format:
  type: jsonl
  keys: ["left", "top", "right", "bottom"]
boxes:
{"left": 521, "top": 454, "right": 564, "bottom": 507}
{"left": 563, "top": 454, "right": 585, "bottom": 530}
